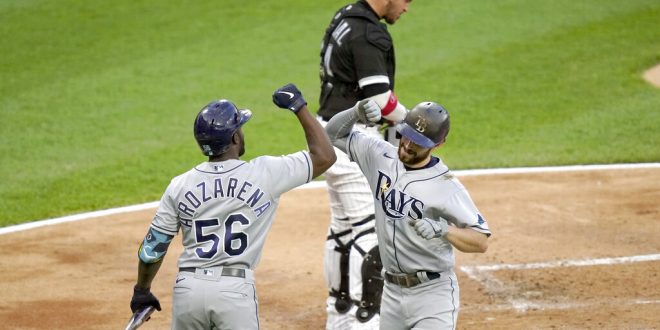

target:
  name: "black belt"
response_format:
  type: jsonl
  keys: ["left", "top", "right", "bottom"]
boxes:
{"left": 179, "top": 267, "right": 246, "bottom": 278}
{"left": 384, "top": 271, "right": 440, "bottom": 288}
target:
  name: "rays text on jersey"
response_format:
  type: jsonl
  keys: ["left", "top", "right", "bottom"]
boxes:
{"left": 376, "top": 171, "right": 423, "bottom": 219}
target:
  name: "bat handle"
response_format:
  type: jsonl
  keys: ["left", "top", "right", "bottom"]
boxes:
{"left": 124, "top": 306, "right": 156, "bottom": 330}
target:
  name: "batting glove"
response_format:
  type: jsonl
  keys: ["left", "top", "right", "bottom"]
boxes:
{"left": 272, "top": 83, "right": 307, "bottom": 113}
{"left": 130, "top": 286, "right": 162, "bottom": 313}
{"left": 355, "top": 99, "right": 382, "bottom": 126}
{"left": 409, "top": 217, "right": 449, "bottom": 240}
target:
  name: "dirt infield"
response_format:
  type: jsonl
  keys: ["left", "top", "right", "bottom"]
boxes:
{"left": 0, "top": 167, "right": 658, "bottom": 329}
{"left": 643, "top": 64, "right": 660, "bottom": 88}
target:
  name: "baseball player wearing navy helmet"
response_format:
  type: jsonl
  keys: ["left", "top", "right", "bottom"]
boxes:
{"left": 325, "top": 100, "right": 491, "bottom": 330}
{"left": 129, "top": 84, "right": 336, "bottom": 329}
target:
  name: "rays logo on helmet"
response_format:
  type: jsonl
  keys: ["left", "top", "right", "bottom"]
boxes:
{"left": 395, "top": 102, "right": 450, "bottom": 148}
{"left": 414, "top": 116, "right": 427, "bottom": 133}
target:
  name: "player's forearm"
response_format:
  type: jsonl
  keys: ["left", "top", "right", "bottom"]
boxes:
{"left": 364, "top": 89, "right": 407, "bottom": 122}
{"left": 135, "top": 227, "right": 172, "bottom": 289}
{"left": 325, "top": 104, "right": 360, "bottom": 152}
{"left": 445, "top": 227, "right": 489, "bottom": 253}
{"left": 136, "top": 259, "right": 163, "bottom": 290}
{"left": 297, "top": 105, "right": 336, "bottom": 178}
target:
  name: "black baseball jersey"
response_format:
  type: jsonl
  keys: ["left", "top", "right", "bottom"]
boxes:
{"left": 318, "top": 0, "right": 395, "bottom": 120}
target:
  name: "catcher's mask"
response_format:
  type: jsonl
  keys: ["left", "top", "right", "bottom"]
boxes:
{"left": 194, "top": 99, "right": 252, "bottom": 156}
{"left": 396, "top": 101, "right": 450, "bottom": 148}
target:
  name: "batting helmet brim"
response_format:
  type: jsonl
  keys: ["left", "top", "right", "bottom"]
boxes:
{"left": 237, "top": 109, "right": 252, "bottom": 127}
{"left": 396, "top": 122, "right": 437, "bottom": 148}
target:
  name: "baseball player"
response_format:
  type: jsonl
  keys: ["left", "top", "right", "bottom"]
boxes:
{"left": 325, "top": 100, "right": 491, "bottom": 330}
{"left": 318, "top": 1, "right": 411, "bottom": 328}
{"left": 129, "top": 83, "right": 336, "bottom": 329}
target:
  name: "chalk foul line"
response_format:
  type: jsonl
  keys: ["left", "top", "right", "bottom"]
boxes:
{"left": 461, "top": 253, "right": 660, "bottom": 274}
{"left": 459, "top": 253, "right": 660, "bottom": 312}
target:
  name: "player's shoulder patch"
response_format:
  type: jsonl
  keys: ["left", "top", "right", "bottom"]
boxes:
{"left": 477, "top": 214, "right": 486, "bottom": 225}
{"left": 366, "top": 24, "right": 392, "bottom": 51}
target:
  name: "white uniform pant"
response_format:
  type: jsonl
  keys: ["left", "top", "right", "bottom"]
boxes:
{"left": 380, "top": 271, "right": 460, "bottom": 330}
{"left": 172, "top": 267, "right": 258, "bottom": 330}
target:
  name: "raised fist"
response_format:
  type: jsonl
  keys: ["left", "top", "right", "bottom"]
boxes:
{"left": 272, "top": 83, "right": 307, "bottom": 113}
{"left": 356, "top": 99, "right": 382, "bottom": 125}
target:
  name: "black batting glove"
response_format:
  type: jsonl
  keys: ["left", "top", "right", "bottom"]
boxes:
{"left": 272, "top": 83, "right": 307, "bottom": 113}
{"left": 130, "top": 286, "right": 162, "bottom": 313}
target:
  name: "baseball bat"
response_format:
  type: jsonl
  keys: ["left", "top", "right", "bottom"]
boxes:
{"left": 124, "top": 306, "right": 155, "bottom": 330}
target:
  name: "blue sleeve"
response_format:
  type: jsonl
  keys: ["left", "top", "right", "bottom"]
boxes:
{"left": 138, "top": 227, "right": 174, "bottom": 264}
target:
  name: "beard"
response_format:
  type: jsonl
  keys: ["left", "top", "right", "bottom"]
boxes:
{"left": 398, "top": 144, "right": 432, "bottom": 167}
{"left": 238, "top": 138, "right": 245, "bottom": 157}
{"left": 236, "top": 129, "right": 246, "bottom": 157}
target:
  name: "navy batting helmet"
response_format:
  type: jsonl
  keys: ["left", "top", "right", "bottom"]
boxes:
{"left": 396, "top": 101, "right": 450, "bottom": 148}
{"left": 194, "top": 99, "right": 252, "bottom": 156}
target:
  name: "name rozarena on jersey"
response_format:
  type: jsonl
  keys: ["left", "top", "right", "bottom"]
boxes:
{"left": 177, "top": 177, "right": 271, "bottom": 218}
{"left": 376, "top": 171, "right": 423, "bottom": 220}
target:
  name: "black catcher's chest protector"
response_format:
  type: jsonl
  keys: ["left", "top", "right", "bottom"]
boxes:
{"left": 318, "top": 1, "right": 395, "bottom": 119}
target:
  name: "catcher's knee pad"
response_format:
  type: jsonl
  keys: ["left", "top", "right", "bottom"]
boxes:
{"left": 324, "top": 221, "right": 354, "bottom": 314}
{"left": 349, "top": 229, "right": 383, "bottom": 323}
{"left": 348, "top": 220, "right": 378, "bottom": 300}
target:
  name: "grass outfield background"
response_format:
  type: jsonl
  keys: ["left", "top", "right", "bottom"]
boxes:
{"left": 1, "top": 0, "right": 659, "bottom": 225}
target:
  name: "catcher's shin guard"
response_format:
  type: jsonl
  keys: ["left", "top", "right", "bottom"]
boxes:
{"left": 325, "top": 222, "right": 354, "bottom": 314}
{"left": 355, "top": 246, "right": 382, "bottom": 322}
{"left": 349, "top": 217, "right": 382, "bottom": 323}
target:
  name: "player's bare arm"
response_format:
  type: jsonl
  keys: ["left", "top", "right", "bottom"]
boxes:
{"left": 272, "top": 83, "right": 336, "bottom": 178}
{"left": 136, "top": 227, "right": 173, "bottom": 289}
{"left": 295, "top": 104, "right": 336, "bottom": 178}
{"left": 325, "top": 99, "right": 382, "bottom": 152}
{"left": 411, "top": 216, "right": 489, "bottom": 253}
{"left": 445, "top": 226, "right": 489, "bottom": 253}
{"left": 130, "top": 227, "right": 173, "bottom": 315}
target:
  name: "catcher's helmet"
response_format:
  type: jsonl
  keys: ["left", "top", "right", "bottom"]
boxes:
{"left": 194, "top": 99, "right": 252, "bottom": 156}
{"left": 396, "top": 101, "right": 450, "bottom": 148}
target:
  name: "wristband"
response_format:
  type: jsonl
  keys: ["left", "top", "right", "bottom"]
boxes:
{"left": 381, "top": 92, "right": 398, "bottom": 116}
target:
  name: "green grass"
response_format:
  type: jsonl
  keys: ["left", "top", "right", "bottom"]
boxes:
{"left": 1, "top": 0, "right": 659, "bottom": 225}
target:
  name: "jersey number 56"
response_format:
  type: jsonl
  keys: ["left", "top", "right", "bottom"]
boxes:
{"left": 194, "top": 214, "right": 249, "bottom": 258}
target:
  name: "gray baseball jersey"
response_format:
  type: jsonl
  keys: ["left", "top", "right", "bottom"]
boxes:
{"left": 150, "top": 152, "right": 312, "bottom": 270}
{"left": 346, "top": 131, "right": 491, "bottom": 274}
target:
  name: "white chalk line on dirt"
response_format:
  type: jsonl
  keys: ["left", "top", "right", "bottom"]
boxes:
{"left": 461, "top": 298, "right": 660, "bottom": 313}
{"left": 460, "top": 253, "right": 660, "bottom": 312}
{"left": 1, "top": 162, "right": 658, "bottom": 236}
{"left": 461, "top": 253, "right": 660, "bottom": 273}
